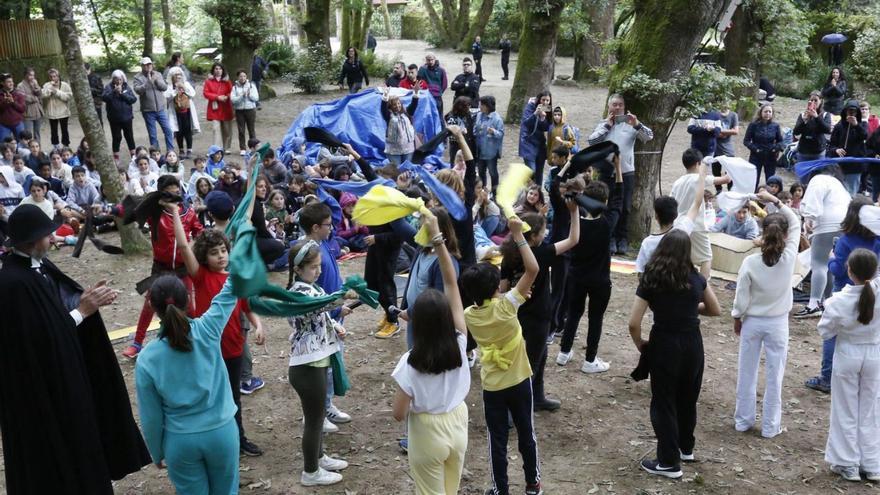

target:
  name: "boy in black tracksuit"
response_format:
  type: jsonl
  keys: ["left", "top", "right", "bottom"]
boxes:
{"left": 547, "top": 148, "right": 574, "bottom": 341}
{"left": 556, "top": 156, "right": 623, "bottom": 373}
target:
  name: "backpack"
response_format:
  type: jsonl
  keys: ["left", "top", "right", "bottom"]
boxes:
{"left": 565, "top": 124, "right": 581, "bottom": 153}
{"left": 174, "top": 91, "right": 190, "bottom": 112}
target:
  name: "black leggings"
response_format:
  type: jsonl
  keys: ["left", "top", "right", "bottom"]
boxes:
{"left": 289, "top": 364, "right": 328, "bottom": 473}
{"left": 224, "top": 355, "right": 245, "bottom": 439}
{"left": 521, "top": 313, "right": 550, "bottom": 402}
{"left": 109, "top": 120, "right": 135, "bottom": 154}
{"left": 559, "top": 278, "right": 611, "bottom": 362}
{"left": 175, "top": 111, "right": 193, "bottom": 151}
{"left": 49, "top": 117, "right": 69, "bottom": 146}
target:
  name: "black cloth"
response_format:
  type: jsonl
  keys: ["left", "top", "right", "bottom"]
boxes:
{"left": 794, "top": 111, "right": 832, "bottom": 156}
{"left": 521, "top": 313, "right": 550, "bottom": 402}
{"left": 636, "top": 271, "right": 706, "bottom": 333}
{"left": 444, "top": 111, "right": 476, "bottom": 161}
{"left": 251, "top": 202, "right": 285, "bottom": 263}
{"left": 499, "top": 40, "right": 511, "bottom": 79}
{"left": 0, "top": 253, "right": 150, "bottom": 494}
{"left": 338, "top": 59, "right": 369, "bottom": 87}
{"left": 385, "top": 74, "right": 404, "bottom": 88}
{"left": 252, "top": 55, "right": 268, "bottom": 83}
{"left": 483, "top": 378, "right": 539, "bottom": 494}
{"left": 454, "top": 158, "right": 478, "bottom": 268}
{"left": 568, "top": 182, "right": 623, "bottom": 282}
{"left": 549, "top": 252, "right": 569, "bottom": 334}
{"left": 559, "top": 277, "right": 611, "bottom": 361}
{"left": 449, "top": 72, "right": 481, "bottom": 108}
{"left": 471, "top": 41, "right": 483, "bottom": 61}
{"left": 827, "top": 102, "right": 868, "bottom": 174}
{"left": 224, "top": 355, "right": 245, "bottom": 439}
{"left": 88, "top": 72, "right": 103, "bottom": 106}
{"left": 822, "top": 80, "right": 847, "bottom": 115}
{"left": 500, "top": 243, "right": 556, "bottom": 317}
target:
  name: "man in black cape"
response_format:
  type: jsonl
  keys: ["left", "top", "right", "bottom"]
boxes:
{"left": 0, "top": 205, "right": 151, "bottom": 494}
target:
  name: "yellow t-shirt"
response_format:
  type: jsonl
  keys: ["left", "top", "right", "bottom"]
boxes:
{"left": 464, "top": 288, "right": 532, "bottom": 392}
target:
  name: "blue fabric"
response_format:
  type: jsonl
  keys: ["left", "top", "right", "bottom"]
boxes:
{"left": 276, "top": 89, "right": 443, "bottom": 164}
{"left": 409, "top": 162, "right": 467, "bottom": 221}
{"left": 474, "top": 111, "right": 504, "bottom": 160}
{"left": 794, "top": 157, "right": 880, "bottom": 181}
{"left": 828, "top": 234, "right": 880, "bottom": 291}
{"left": 142, "top": 110, "right": 174, "bottom": 151}
{"left": 821, "top": 335, "right": 836, "bottom": 383}
{"left": 312, "top": 177, "right": 395, "bottom": 196}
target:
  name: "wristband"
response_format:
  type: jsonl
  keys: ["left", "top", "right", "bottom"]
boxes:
{"left": 515, "top": 240, "right": 528, "bottom": 248}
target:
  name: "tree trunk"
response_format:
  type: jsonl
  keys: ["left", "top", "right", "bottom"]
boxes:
{"left": 87, "top": 0, "right": 113, "bottom": 59}
{"left": 142, "top": 0, "right": 153, "bottom": 58}
{"left": 51, "top": 0, "right": 151, "bottom": 254}
{"left": 340, "top": 4, "right": 351, "bottom": 50}
{"left": 454, "top": 0, "right": 469, "bottom": 44}
{"left": 608, "top": 0, "right": 726, "bottom": 242}
{"left": 505, "top": 0, "right": 567, "bottom": 124}
{"left": 573, "top": 0, "right": 615, "bottom": 81}
{"left": 289, "top": 0, "right": 307, "bottom": 45}
{"left": 380, "top": 0, "right": 392, "bottom": 38}
{"left": 722, "top": 3, "right": 757, "bottom": 120}
{"left": 303, "top": 0, "right": 331, "bottom": 56}
{"left": 221, "top": 32, "right": 256, "bottom": 77}
{"left": 358, "top": 1, "right": 373, "bottom": 50}
{"left": 160, "top": 0, "right": 172, "bottom": 54}
{"left": 351, "top": 8, "right": 363, "bottom": 51}
{"left": 457, "top": 0, "right": 495, "bottom": 52}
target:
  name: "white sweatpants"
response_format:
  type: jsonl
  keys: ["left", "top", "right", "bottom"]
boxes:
{"left": 734, "top": 314, "right": 788, "bottom": 437}
{"left": 825, "top": 340, "right": 880, "bottom": 471}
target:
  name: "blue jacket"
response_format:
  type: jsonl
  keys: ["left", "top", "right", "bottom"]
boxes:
{"left": 828, "top": 233, "right": 880, "bottom": 291}
{"left": 687, "top": 110, "right": 722, "bottom": 157}
{"left": 474, "top": 111, "right": 504, "bottom": 160}
{"left": 393, "top": 218, "right": 460, "bottom": 311}
{"left": 743, "top": 121, "right": 784, "bottom": 155}
{"left": 518, "top": 100, "right": 550, "bottom": 161}
{"left": 101, "top": 82, "right": 137, "bottom": 124}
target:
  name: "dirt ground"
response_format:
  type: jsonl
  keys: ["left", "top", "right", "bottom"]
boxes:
{"left": 2, "top": 38, "right": 875, "bottom": 494}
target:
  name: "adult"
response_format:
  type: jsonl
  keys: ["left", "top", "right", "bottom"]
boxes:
{"left": 587, "top": 93, "right": 654, "bottom": 255}
{"left": 251, "top": 53, "right": 268, "bottom": 95}
{"left": 203, "top": 62, "right": 234, "bottom": 153}
{"left": 473, "top": 95, "right": 504, "bottom": 195}
{"left": 163, "top": 51, "right": 192, "bottom": 83}
{"left": 366, "top": 31, "right": 377, "bottom": 53}
{"left": 385, "top": 62, "right": 405, "bottom": 87}
{"left": 418, "top": 53, "right": 448, "bottom": 116}
{"left": 793, "top": 91, "right": 833, "bottom": 163}
{"left": 518, "top": 91, "right": 551, "bottom": 184}
{"left": 743, "top": 104, "right": 783, "bottom": 190}
{"left": 16, "top": 68, "right": 43, "bottom": 144}
{"left": 822, "top": 67, "right": 847, "bottom": 116}
{"left": 231, "top": 69, "right": 259, "bottom": 155}
{"left": 686, "top": 109, "right": 722, "bottom": 159}
{"left": 164, "top": 66, "right": 197, "bottom": 159}
{"left": 0, "top": 72, "right": 25, "bottom": 141}
{"left": 85, "top": 63, "right": 104, "bottom": 127}
{"left": 41, "top": 68, "right": 72, "bottom": 147}
{"left": 449, "top": 58, "right": 481, "bottom": 109}
{"left": 338, "top": 47, "right": 369, "bottom": 94}
{"left": 133, "top": 57, "right": 175, "bottom": 152}
{"left": 796, "top": 165, "right": 850, "bottom": 319}
{"left": 0, "top": 204, "right": 151, "bottom": 493}
{"left": 471, "top": 35, "right": 485, "bottom": 82}
{"left": 828, "top": 99, "right": 868, "bottom": 195}
{"left": 758, "top": 77, "right": 776, "bottom": 102}
{"left": 499, "top": 34, "right": 512, "bottom": 80}
{"left": 712, "top": 105, "right": 739, "bottom": 193}
{"left": 102, "top": 70, "right": 138, "bottom": 160}
{"left": 444, "top": 96, "right": 475, "bottom": 163}
{"left": 399, "top": 64, "right": 427, "bottom": 91}
{"left": 380, "top": 90, "right": 418, "bottom": 165}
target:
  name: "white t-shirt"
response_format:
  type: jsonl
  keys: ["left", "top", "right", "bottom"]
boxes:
{"left": 635, "top": 216, "right": 695, "bottom": 273}
{"left": 670, "top": 174, "right": 714, "bottom": 232}
{"left": 391, "top": 331, "right": 470, "bottom": 414}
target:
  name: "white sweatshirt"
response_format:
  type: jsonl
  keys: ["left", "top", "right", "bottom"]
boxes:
{"left": 818, "top": 277, "right": 880, "bottom": 345}
{"left": 801, "top": 174, "right": 850, "bottom": 235}
{"left": 731, "top": 205, "right": 801, "bottom": 318}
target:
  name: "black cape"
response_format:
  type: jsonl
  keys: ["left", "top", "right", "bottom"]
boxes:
{"left": 0, "top": 252, "right": 150, "bottom": 494}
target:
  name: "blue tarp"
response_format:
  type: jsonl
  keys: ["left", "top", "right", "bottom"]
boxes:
{"left": 794, "top": 157, "right": 880, "bottom": 181}
{"left": 277, "top": 88, "right": 444, "bottom": 165}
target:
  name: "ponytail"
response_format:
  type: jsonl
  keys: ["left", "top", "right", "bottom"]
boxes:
{"left": 761, "top": 213, "right": 789, "bottom": 266}
{"left": 848, "top": 248, "right": 879, "bottom": 325}
{"left": 149, "top": 275, "right": 192, "bottom": 352}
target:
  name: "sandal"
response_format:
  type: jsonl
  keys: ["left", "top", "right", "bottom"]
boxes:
{"left": 805, "top": 376, "right": 831, "bottom": 393}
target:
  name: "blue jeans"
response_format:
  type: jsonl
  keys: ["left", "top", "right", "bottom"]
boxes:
{"left": 386, "top": 152, "right": 412, "bottom": 166}
{"left": 0, "top": 121, "right": 24, "bottom": 142}
{"left": 481, "top": 215, "right": 501, "bottom": 237}
{"left": 821, "top": 335, "right": 836, "bottom": 383}
{"left": 142, "top": 110, "right": 175, "bottom": 151}
{"left": 24, "top": 119, "right": 40, "bottom": 143}
{"left": 843, "top": 173, "right": 861, "bottom": 195}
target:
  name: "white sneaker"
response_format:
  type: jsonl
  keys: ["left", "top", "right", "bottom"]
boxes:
{"left": 327, "top": 404, "right": 351, "bottom": 423}
{"left": 865, "top": 471, "right": 880, "bottom": 481}
{"left": 301, "top": 467, "right": 343, "bottom": 486}
{"left": 831, "top": 464, "right": 860, "bottom": 482}
{"left": 581, "top": 357, "right": 610, "bottom": 374}
{"left": 468, "top": 350, "right": 476, "bottom": 368}
{"left": 323, "top": 417, "right": 339, "bottom": 433}
{"left": 556, "top": 351, "right": 573, "bottom": 366}
{"left": 319, "top": 454, "right": 349, "bottom": 471}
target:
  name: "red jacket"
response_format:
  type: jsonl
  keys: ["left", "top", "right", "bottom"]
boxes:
{"left": 0, "top": 89, "right": 26, "bottom": 127}
{"left": 399, "top": 78, "right": 428, "bottom": 90}
{"left": 203, "top": 78, "right": 234, "bottom": 121}
{"left": 148, "top": 206, "right": 204, "bottom": 267}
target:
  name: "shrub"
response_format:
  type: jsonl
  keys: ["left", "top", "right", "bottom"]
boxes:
{"left": 286, "top": 44, "right": 333, "bottom": 94}
{"left": 851, "top": 27, "right": 880, "bottom": 94}
{"left": 259, "top": 41, "right": 297, "bottom": 78}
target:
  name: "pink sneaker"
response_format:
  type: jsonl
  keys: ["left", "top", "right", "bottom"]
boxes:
{"left": 122, "top": 344, "right": 142, "bottom": 359}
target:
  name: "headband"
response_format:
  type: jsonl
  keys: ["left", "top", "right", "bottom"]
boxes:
{"left": 294, "top": 239, "right": 319, "bottom": 267}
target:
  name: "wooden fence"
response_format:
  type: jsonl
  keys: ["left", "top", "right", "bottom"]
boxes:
{"left": 0, "top": 20, "right": 62, "bottom": 61}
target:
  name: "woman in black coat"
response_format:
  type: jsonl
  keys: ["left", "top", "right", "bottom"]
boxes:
{"left": 337, "top": 47, "right": 369, "bottom": 94}
{"left": 821, "top": 67, "right": 847, "bottom": 116}
{"left": 101, "top": 70, "right": 138, "bottom": 159}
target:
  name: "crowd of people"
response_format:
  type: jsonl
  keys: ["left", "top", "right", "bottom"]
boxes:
{"left": 4, "top": 46, "right": 880, "bottom": 495}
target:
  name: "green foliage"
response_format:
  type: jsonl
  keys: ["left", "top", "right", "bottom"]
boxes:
{"left": 399, "top": 6, "right": 430, "bottom": 41}
{"left": 850, "top": 27, "right": 880, "bottom": 93}
{"left": 482, "top": 0, "right": 522, "bottom": 48}
{"left": 283, "top": 43, "right": 333, "bottom": 94}
{"left": 748, "top": 0, "right": 815, "bottom": 79}
{"left": 201, "top": 0, "right": 270, "bottom": 48}
{"left": 85, "top": 51, "right": 141, "bottom": 74}
{"left": 358, "top": 51, "right": 398, "bottom": 78}
{"left": 260, "top": 41, "right": 297, "bottom": 78}
{"left": 188, "top": 56, "right": 217, "bottom": 76}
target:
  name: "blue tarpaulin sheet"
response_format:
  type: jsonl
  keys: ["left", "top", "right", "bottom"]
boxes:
{"left": 276, "top": 88, "right": 444, "bottom": 164}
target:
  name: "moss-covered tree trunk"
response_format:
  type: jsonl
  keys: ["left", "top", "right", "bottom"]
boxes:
{"left": 160, "top": 0, "right": 172, "bottom": 54}
{"left": 143, "top": 0, "right": 153, "bottom": 58}
{"left": 722, "top": 3, "right": 757, "bottom": 120}
{"left": 380, "top": 0, "right": 392, "bottom": 38}
{"left": 457, "top": 0, "right": 495, "bottom": 53}
{"left": 303, "top": 0, "right": 331, "bottom": 57}
{"left": 340, "top": 4, "right": 351, "bottom": 50}
{"left": 52, "top": 0, "right": 151, "bottom": 254}
{"left": 573, "top": 0, "right": 615, "bottom": 82}
{"left": 505, "top": 0, "right": 567, "bottom": 125}
{"left": 608, "top": 0, "right": 726, "bottom": 242}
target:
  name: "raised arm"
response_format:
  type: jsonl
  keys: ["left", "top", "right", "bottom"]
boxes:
{"left": 687, "top": 163, "right": 708, "bottom": 222}
{"left": 510, "top": 216, "right": 539, "bottom": 297}
{"left": 167, "top": 202, "right": 200, "bottom": 277}
{"left": 553, "top": 198, "right": 580, "bottom": 255}
{"left": 423, "top": 212, "right": 466, "bottom": 331}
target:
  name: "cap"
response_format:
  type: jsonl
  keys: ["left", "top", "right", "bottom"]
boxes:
{"left": 205, "top": 190, "right": 234, "bottom": 218}
{"left": 140, "top": 57, "right": 153, "bottom": 65}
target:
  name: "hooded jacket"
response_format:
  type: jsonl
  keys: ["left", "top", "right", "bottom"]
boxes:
{"left": 206, "top": 145, "right": 226, "bottom": 178}
{"left": 828, "top": 100, "right": 868, "bottom": 174}
{"left": 417, "top": 61, "right": 448, "bottom": 98}
{"left": 16, "top": 80, "right": 43, "bottom": 120}
{"left": 546, "top": 106, "right": 577, "bottom": 158}
{"left": 518, "top": 99, "right": 550, "bottom": 162}
{"left": 102, "top": 71, "right": 138, "bottom": 124}
{"left": 0, "top": 165, "right": 24, "bottom": 217}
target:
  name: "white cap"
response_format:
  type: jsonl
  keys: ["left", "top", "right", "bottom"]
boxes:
{"left": 140, "top": 57, "right": 153, "bottom": 65}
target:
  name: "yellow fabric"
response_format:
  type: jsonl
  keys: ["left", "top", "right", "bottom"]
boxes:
{"left": 495, "top": 163, "right": 533, "bottom": 233}
{"left": 407, "top": 402, "right": 468, "bottom": 495}
{"left": 464, "top": 289, "right": 532, "bottom": 391}
{"left": 352, "top": 185, "right": 435, "bottom": 246}
{"left": 306, "top": 356, "right": 331, "bottom": 368}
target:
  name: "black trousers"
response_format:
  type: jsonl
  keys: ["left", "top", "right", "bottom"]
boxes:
{"left": 175, "top": 111, "right": 193, "bottom": 151}
{"left": 109, "top": 120, "right": 135, "bottom": 154}
{"left": 548, "top": 254, "right": 569, "bottom": 335}
{"left": 289, "top": 364, "right": 328, "bottom": 473}
{"left": 224, "top": 355, "right": 245, "bottom": 439}
{"left": 483, "top": 378, "right": 539, "bottom": 494}
{"left": 433, "top": 95, "right": 444, "bottom": 118}
{"left": 612, "top": 171, "right": 634, "bottom": 242}
{"left": 235, "top": 108, "right": 257, "bottom": 150}
{"left": 49, "top": 117, "right": 69, "bottom": 146}
{"left": 648, "top": 330, "right": 704, "bottom": 467}
{"left": 364, "top": 244, "right": 401, "bottom": 323}
{"left": 501, "top": 56, "right": 510, "bottom": 79}
{"left": 475, "top": 58, "right": 484, "bottom": 79}
{"left": 521, "top": 313, "right": 550, "bottom": 402}
{"left": 559, "top": 277, "right": 611, "bottom": 362}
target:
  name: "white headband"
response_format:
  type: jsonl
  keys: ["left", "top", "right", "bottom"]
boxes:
{"left": 294, "top": 239, "right": 319, "bottom": 267}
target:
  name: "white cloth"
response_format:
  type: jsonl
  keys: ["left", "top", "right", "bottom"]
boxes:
{"left": 670, "top": 173, "right": 715, "bottom": 231}
{"left": 825, "top": 340, "right": 880, "bottom": 471}
{"left": 635, "top": 216, "right": 694, "bottom": 273}
{"left": 734, "top": 314, "right": 788, "bottom": 438}
{"left": 801, "top": 174, "right": 850, "bottom": 235}
{"left": 859, "top": 206, "right": 880, "bottom": 237}
{"left": 715, "top": 191, "right": 752, "bottom": 214}
{"left": 818, "top": 278, "right": 880, "bottom": 345}
{"left": 714, "top": 156, "right": 758, "bottom": 195}
{"left": 731, "top": 205, "right": 801, "bottom": 318}
{"left": 392, "top": 332, "right": 470, "bottom": 414}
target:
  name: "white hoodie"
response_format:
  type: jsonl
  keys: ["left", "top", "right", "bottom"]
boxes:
{"left": 0, "top": 165, "right": 24, "bottom": 219}
{"left": 801, "top": 174, "right": 850, "bottom": 235}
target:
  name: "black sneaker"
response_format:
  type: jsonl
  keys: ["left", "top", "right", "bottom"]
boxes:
{"left": 534, "top": 397, "right": 561, "bottom": 412}
{"left": 240, "top": 437, "right": 263, "bottom": 457}
{"left": 793, "top": 305, "right": 823, "bottom": 319}
{"left": 640, "top": 459, "right": 682, "bottom": 478}
{"left": 525, "top": 483, "right": 543, "bottom": 495}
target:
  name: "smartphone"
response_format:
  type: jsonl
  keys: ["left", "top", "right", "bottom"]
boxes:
{"left": 614, "top": 114, "right": 628, "bottom": 124}
{"left": 388, "top": 305, "right": 403, "bottom": 318}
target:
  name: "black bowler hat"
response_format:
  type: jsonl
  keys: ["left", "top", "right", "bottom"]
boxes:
{"left": 7, "top": 204, "right": 61, "bottom": 245}
{"left": 565, "top": 141, "right": 620, "bottom": 180}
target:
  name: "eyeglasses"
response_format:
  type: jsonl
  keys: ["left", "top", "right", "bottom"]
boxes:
{"left": 320, "top": 223, "right": 333, "bottom": 228}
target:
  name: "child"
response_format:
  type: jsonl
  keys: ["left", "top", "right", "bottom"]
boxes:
{"left": 11, "top": 154, "right": 34, "bottom": 186}
{"left": 206, "top": 145, "right": 226, "bottom": 178}
{"left": 391, "top": 212, "right": 470, "bottom": 495}
{"left": 627, "top": 230, "right": 722, "bottom": 478}
{"left": 335, "top": 192, "right": 368, "bottom": 253}
{"left": 732, "top": 192, "right": 801, "bottom": 439}
{"left": 545, "top": 146, "right": 580, "bottom": 341}
{"left": 0, "top": 165, "right": 24, "bottom": 217}
{"left": 169, "top": 205, "right": 264, "bottom": 457}
{"left": 766, "top": 175, "right": 783, "bottom": 196}
{"left": 191, "top": 176, "right": 213, "bottom": 224}
{"left": 161, "top": 150, "right": 184, "bottom": 185}
{"left": 49, "top": 150, "right": 73, "bottom": 188}
{"left": 0, "top": 145, "right": 13, "bottom": 167}
{"left": 134, "top": 274, "right": 242, "bottom": 494}
{"left": 285, "top": 240, "right": 352, "bottom": 486}
{"left": 18, "top": 177, "right": 78, "bottom": 240}
{"left": 790, "top": 182, "right": 804, "bottom": 210}
{"left": 473, "top": 179, "right": 506, "bottom": 237}
{"left": 818, "top": 248, "right": 880, "bottom": 482}
{"left": 265, "top": 189, "right": 288, "bottom": 238}
{"left": 25, "top": 139, "right": 47, "bottom": 172}
{"left": 710, "top": 205, "right": 759, "bottom": 240}
{"left": 514, "top": 185, "right": 548, "bottom": 216}
{"left": 556, "top": 155, "right": 623, "bottom": 372}
{"left": 777, "top": 190, "right": 793, "bottom": 207}
{"left": 127, "top": 146, "right": 160, "bottom": 177}
{"left": 188, "top": 156, "right": 215, "bottom": 193}
{"left": 66, "top": 165, "right": 102, "bottom": 211}
{"left": 500, "top": 198, "right": 579, "bottom": 412}
{"left": 215, "top": 166, "right": 245, "bottom": 205}
{"left": 461, "top": 216, "right": 543, "bottom": 495}
{"left": 149, "top": 146, "right": 165, "bottom": 169}
{"left": 261, "top": 148, "right": 287, "bottom": 187}
{"left": 60, "top": 146, "right": 79, "bottom": 168}
{"left": 133, "top": 156, "right": 159, "bottom": 195}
